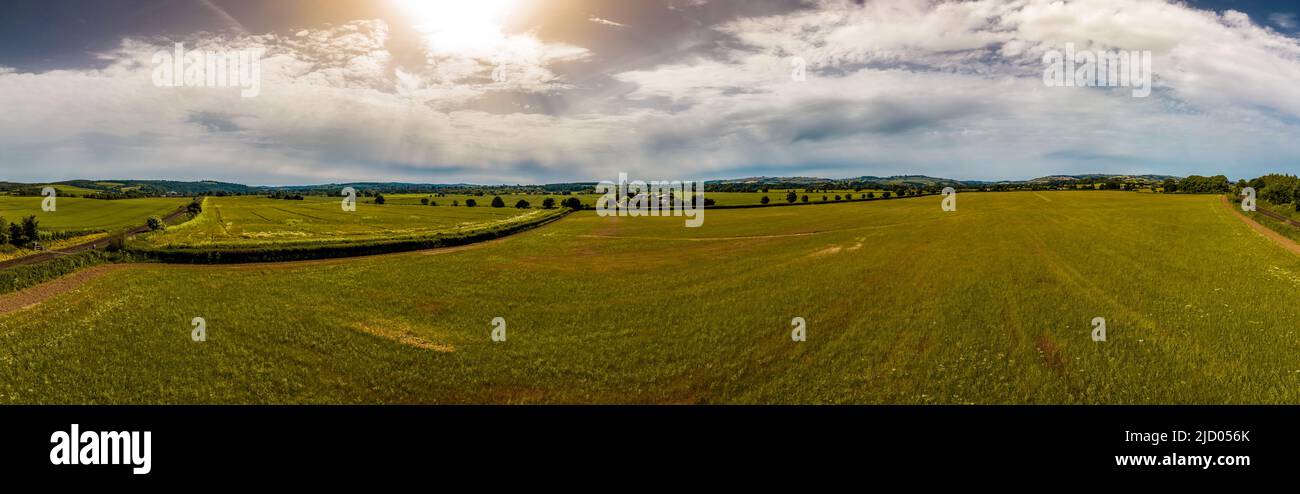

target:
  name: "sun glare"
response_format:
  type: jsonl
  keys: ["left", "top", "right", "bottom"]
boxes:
{"left": 396, "top": 0, "right": 523, "bottom": 54}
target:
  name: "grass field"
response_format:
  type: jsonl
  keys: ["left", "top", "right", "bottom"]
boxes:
{"left": 2, "top": 191, "right": 1299, "bottom": 404}
{"left": 0, "top": 196, "right": 186, "bottom": 233}
{"left": 140, "top": 196, "right": 553, "bottom": 249}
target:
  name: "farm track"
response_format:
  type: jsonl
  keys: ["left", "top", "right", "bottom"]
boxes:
{"left": 0, "top": 206, "right": 190, "bottom": 270}
{"left": 1222, "top": 196, "right": 1300, "bottom": 255}
{"left": 0, "top": 264, "right": 128, "bottom": 315}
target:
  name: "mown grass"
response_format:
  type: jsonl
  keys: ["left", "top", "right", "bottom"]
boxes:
{"left": 0, "top": 196, "right": 186, "bottom": 232}
{"left": 140, "top": 196, "right": 552, "bottom": 250}
{"left": 2, "top": 191, "right": 1298, "bottom": 404}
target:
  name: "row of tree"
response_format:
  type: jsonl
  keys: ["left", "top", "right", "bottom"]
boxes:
{"left": 1239, "top": 174, "right": 1300, "bottom": 210}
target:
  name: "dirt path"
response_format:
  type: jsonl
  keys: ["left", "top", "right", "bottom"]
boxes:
{"left": 0, "top": 206, "right": 190, "bottom": 270}
{"left": 1222, "top": 196, "right": 1300, "bottom": 255}
{"left": 0, "top": 264, "right": 130, "bottom": 315}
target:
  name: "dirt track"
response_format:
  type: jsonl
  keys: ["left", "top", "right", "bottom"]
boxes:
{"left": 0, "top": 264, "right": 129, "bottom": 315}
{"left": 0, "top": 206, "right": 190, "bottom": 270}
{"left": 1222, "top": 195, "right": 1300, "bottom": 255}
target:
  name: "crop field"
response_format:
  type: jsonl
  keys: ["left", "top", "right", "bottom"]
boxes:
{"left": 141, "top": 196, "right": 554, "bottom": 249}
{"left": 1, "top": 191, "right": 1299, "bottom": 404}
{"left": 0, "top": 196, "right": 186, "bottom": 233}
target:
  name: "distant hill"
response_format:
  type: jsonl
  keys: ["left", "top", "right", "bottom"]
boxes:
{"left": 0, "top": 174, "right": 1184, "bottom": 197}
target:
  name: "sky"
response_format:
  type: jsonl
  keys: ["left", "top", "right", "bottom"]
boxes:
{"left": 1, "top": 0, "right": 1298, "bottom": 185}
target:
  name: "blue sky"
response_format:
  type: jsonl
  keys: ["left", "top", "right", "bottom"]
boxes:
{"left": 1, "top": 0, "right": 1298, "bottom": 185}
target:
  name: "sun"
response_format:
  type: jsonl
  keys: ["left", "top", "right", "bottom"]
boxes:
{"left": 396, "top": 0, "right": 523, "bottom": 54}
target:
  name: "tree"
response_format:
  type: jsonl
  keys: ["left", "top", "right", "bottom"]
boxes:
{"left": 1161, "top": 179, "right": 1178, "bottom": 193}
{"left": 786, "top": 191, "right": 797, "bottom": 203}
{"left": 834, "top": 195, "right": 842, "bottom": 201}
{"left": 374, "top": 193, "right": 386, "bottom": 205}
{"left": 868, "top": 192, "right": 875, "bottom": 199}
{"left": 430, "top": 201, "right": 438, "bottom": 206}
{"left": 452, "top": 200, "right": 460, "bottom": 207}
{"left": 146, "top": 215, "right": 165, "bottom": 231}
{"left": 21, "top": 216, "right": 38, "bottom": 243}
{"left": 562, "top": 197, "right": 582, "bottom": 209}
{"left": 0, "top": 217, "right": 7, "bottom": 245}
{"left": 760, "top": 196, "right": 770, "bottom": 205}
{"left": 420, "top": 197, "right": 430, "bottom": 205}
{"left": 8, "top": 222, "right": 22, "bottom": 246}
{"left": 801, "top": 195, "right": 809, "bottom": 203}
{"left": 491, "top": 196, "right": 506, "bottom": 208}
{"left": 882, "top": 191, "right": 892, "bottom": 199}
{"left": 703, "top": 198, "right": 716, "bottom": 206}
{"left": 186, "top": 199, "right": 203, "bottom": 217}
{"left": 465, "top": 199, "right": 477, "bottom": 207}
{"left": 822, "top": 195, "right": 828, "bottom": 202}
{"left": 515, "top": 199, "right": 531, "bottom": 209}
{"left": 542, "top": 197, "right": 556, "bottom": 209}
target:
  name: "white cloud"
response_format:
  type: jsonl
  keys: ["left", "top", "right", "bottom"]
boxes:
{"left": 1, "top": 0, "right": 1298, "bottom": 184}
{"left": 588, "top": 16, "right": 627, "bottom": 28}
{"left": 1270, "top": 13, "right": 1297, "bottom": 29}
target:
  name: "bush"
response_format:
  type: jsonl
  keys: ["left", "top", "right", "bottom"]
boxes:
{"left": 147, "top": 215, "right": 166, "bottom": 231}
{"left": 420, "top": 197, "right": 430, "bottom": 205}
{"left": 452, "top": 200, "right": 460, "bottom": 207}
{"left": 868, "top": 192, "right": 875, "bottom": 199}
{"left": 186, "top": 199, "right": 203, "bottom": 217}
{"left": 542, "top": 197, "right": 556, "bottom": 209}
{"left": 703, "top": 198, "right": 716, "bottom": 207}
{"left": 374, "top": 194, "right": 386, "bottom": 205}
{"left": 760, "top": 196, "right": 770, "bottom": 205}
{"left": 882, "top": 192, "right": 892, "bottom": 199}
{"left": 801, "top": 195, "right": 809, "bottom": 203}
{"left": 465, "top": 199, "right": 478, "bottom": 207}
{"left": 834, "top": 195, "right": 842, "bottom": 201}
{"left": 491, "top": 196, "right": 506, "bottom": 208}
{"left": 786, "top": 191, "right": 797, "bottom": 203}
{"left": 430, "top": 201, "right": 438, "bottom": 207}
{"left": 562, "top": 197, "right": 583, "bottom": 209}
{"left": 0, "top": 217, "right": 7, "bottom": 245}
{"left": 515, "top": 199, "right": 530, "bottom": 209}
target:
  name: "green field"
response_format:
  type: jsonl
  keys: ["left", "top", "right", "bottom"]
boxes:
{"left": 141, "top": 196, "right": 555, "bottom": 249}
{"left": 2, "top": 191, "right": 1299, "bottom": 404}
{"left": 0, "top": 196, "right": 186, "bottom": 233}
